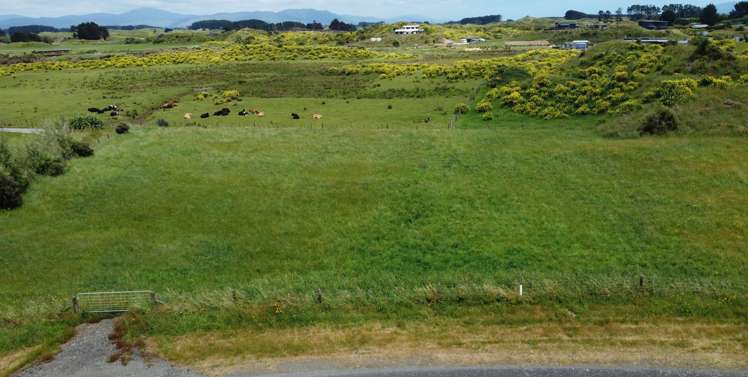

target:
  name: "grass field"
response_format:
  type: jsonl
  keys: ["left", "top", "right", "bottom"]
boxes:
{"left": 1, "top": 24, "right": 747, "bottom": 372}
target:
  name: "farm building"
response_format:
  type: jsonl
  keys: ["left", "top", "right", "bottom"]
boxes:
{"left": 563, "top": 40, "right": 590, "bottom": 50}
{"left": 394, "top": 24, "right": 424, "bottom": 35}
{"left": 691, "top": 24, "right": 709, "bottom": 29}
{"left": 554, "top": 23, "right": 578, "bottom": 30}
{"left": 638, "top": 20, "right": 670, "bottom": 30}
{"left": 637, "top": 38, "right": 671, "bottom": 45}
{"left": 462, "top": 36, "right": 486, "bottom": 44}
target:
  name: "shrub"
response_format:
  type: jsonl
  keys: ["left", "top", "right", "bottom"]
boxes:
{"left": 115, "top": 123, "right": 130, "bottom": 134}
{"left": 392, "top": 40, "right": 400, "bottom": 48}
{"left": 71, "top": 141, "right": 94, "bottom": 157}
{"left": 482, "top": 112, "right": 494, "bottom": 121}
{"left": 475, "top": 100, "right": 493, "bottom": 113}
{"left": 156, "top": 119, "right": 169, "bottom": 128}
{"left": 639, "top": 108, "right": 679, "bottom": 136}
{"left": 24, "top": 143, "right": 66, "bottom": 177}
{"left": 33, "top": 157, "right": 65, "bottom": 176}
{"left": 454, "top": 103, "right": 469, "bottom": 114}
{"left": 656, "top": 78, "right": 698, "bottom": 106}
{"left": 0, "top": 171, "right": 23, "bottom": 210}
{"left": 222, "top": 89, "right": 241, "bottom": 100}
{"left": 70, "top": 115, "right": 103, "bottom": 130}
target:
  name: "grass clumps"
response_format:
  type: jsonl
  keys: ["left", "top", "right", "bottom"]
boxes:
{"left": 69, "top": 115, "right": 104, "bottom": 130}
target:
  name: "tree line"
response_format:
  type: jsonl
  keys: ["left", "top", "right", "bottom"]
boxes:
{"left": 189, "top": 18, "right": 355, "bottom": 32}
{"left": 565, "top": 2, "right": 748, "bottom": 26}
{"left": 0, "top": 22, "right": 109, "bottom": 43}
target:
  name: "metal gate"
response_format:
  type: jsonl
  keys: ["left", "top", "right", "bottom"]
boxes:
{"left": 72, "top": 291, "right": 158, "bottom": 313}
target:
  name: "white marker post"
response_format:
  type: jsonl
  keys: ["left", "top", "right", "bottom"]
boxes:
{"left": 519, "top": 284, "right": 523, "bottom": 297}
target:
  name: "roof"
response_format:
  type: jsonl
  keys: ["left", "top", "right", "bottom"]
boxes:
{"left": 572, "top": 40, "right": 590, "bottom": 43}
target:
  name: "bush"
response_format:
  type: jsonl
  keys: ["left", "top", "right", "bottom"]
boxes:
{"left": 70, "top": 116, "right": 104, "bottom": 130}
{"left": 482, "top": 112, "right": 494, "bottom": 121}
{"left": 392, "top": 40, "right": 400, "bottom": 48}
{"left": 156, "top": 119, "right": 169, "bottom": 128}
{"left": 639, "top": 108, "right": 679, "bottom": 135}
{"left": 71, "top": 141, "right": 94, "bottom": 157}
{"left": 115, "top": 123, "right": 130, "bottom": 134}
{"left": 655, "top": 78, "right": 698, "bottom": 106}
{"left": 33, "top": 157, "right": 65, "bottom": 176}
{"left": 0, "top": 171, "right": 23, "bottom": 210}
{"left": 454, "top": 103, "right": 469, "bottom": 114}
{"left": 475, "top": 100, "right": 493, "bottom": 113}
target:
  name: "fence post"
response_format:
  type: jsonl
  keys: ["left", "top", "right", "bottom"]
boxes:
{"left": 72, "top": 295, "right": 80, "bottom": 313}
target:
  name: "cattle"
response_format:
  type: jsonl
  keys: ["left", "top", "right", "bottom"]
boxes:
{"left": 110, "top": 111, "right": 119, "bottom": 117}
{"left": 424, "top": 116, "right": 432, "bottom": 123}
{"left": 88, "top": 107, "right": 101, "bottom": 114}
{"left": 103, "top": 105, "right": 119, "bottom": 112}
{"left": 161, "top": 101, "right": 177, "bottom": 110}
{"left": 312, "top": 113, "right": 322, "bottom": 120}
{"left": 213, "top": 108, "right": 231, "bottom": 116}
{"left": 256, "top": 112, "right": 265, "bottom": 117}
{"left": 200, "top": 113, "right": 210, "bottom": 119}
{"left": 238, "top": 110, "right": 250, "bottom": 116}
{"left": 291, "top": 113, "right": 300, "bottom": 120}
{"left": 184, "top": 113, "right": 193, "bottom": 120}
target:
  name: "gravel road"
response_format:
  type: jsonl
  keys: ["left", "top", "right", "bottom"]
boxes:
{"left": 12, "top": 320, "right": 747, "bottom": 377}
{"left": 13, "top": 319, "right": 201, "bottom": 377}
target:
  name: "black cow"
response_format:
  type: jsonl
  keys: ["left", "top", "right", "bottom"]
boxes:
{"left": 88, "top": 107, "right": 102, "bottom": 114}
{"left": 238, "top": 110, "right": 250, "bottom": 116}
{"left": 110, "top": 111, "right": 119, "bottom": 117}
{"left": 214, "top": 108, "right": 231, "bottom": 116}
{"left": 291, "top": 113, "right": 300, "bottom": 120}
{"left": 200, "top": 113, "right": 210, "bottom": 119}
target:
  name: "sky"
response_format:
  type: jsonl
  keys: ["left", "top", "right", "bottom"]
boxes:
{"left": 0, "top": 0, "right": 721, "bottom": 20}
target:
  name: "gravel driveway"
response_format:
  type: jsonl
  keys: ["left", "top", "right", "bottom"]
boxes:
{"left": 13, "top": 319, "right": 201, "bottom": 377}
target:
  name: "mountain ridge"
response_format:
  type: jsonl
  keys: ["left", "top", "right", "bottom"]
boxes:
{"left": 0, "top": 7, "right": 441, "bottom": 29}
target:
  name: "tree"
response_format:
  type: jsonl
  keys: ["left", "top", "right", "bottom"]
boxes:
{"left": 598, "top": 10, "right": 605, "bottom": 22}
{"left": 605, "top": 10, "right": 613, "bottom": 22}
{"left": 10, "top": 31, "right": 42, "bottom": 43}
{"left": 564, "top": 10, "right": 587, "bottom": 20}
{"left": 700, "top": 4, "right": 719, "bottom": 26}
{"left": 661, "top": 9, "right": 677, "bottom": 22}
{"left": 189, "top": 20, "right": 233, "bottom": 30}
{"left": 72, "top": 22, "right": 109, "bottom": 40}
{"left": 306, "top": 21, "right": 324, "bottom": 30}
{"left": 731, "top": 2, "right": 748, "bottom": 18}
{"left": 329, "top": 19, "right": 356, "bottom": 32}
{"left": 616, "top": 8, "right": 624, "bottom": 22}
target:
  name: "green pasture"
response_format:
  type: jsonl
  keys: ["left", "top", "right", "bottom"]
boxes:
{"left": 1, "top": 26, "right": 747, "bottom": 362}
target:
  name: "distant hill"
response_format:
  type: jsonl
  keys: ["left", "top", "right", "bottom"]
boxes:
{"left": 0, "top": 7, "right": 441, "bottom": 29}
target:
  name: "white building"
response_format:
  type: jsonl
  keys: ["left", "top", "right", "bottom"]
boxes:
{"left": 394, "top": 24, "right": 424, "bottom": 35}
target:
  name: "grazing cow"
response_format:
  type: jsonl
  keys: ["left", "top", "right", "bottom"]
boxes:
{"left": 238, "top": 110, "right": 250, "bottom": 116}
{"left": 161, "top": 101, "right": 177, "bottom": 109}
{"left": 256, "top": 112, "right": 265, "bottom": 117}
{"left": 110, "top": 111, "right": 119, "bottom": 117}
{"left": 103, "top": 105, "right": 119, "bottom": 112}
{"left": 312, "top": 113, "right": 322, "bottom": 120}
{"left": 200, "top": 113, "right": 210, "bottom": 119}
{"left": 291, "top": 113, "right": 300, "bottom": 120}
{"left": 214, "top": 108, "right": 231, "bottom": 116}
{"left": 88, "top": 107, "right": 101, "bottom": 114}
{"left": 424, "top": 116, "right": 432, "bottom": 123}
{"left": 184, "top": 113, "right": 193, "bottom": 120}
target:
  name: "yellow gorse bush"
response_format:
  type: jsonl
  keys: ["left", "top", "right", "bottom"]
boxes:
{"left": 0, "top": 43, "right": 399, "bottom": 77}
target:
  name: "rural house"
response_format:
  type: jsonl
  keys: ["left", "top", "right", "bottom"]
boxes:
{"left": 394, "top": 24, "right": 424, "bottom": 35}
